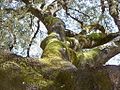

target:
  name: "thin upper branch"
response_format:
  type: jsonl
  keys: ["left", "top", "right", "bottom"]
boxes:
{"left": 27, "top": 20, "right": 40, "bottom": 57}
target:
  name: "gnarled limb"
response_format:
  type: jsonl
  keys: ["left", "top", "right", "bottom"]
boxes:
{"left": 76, "top": 35, "right": 120, "bottom": 68}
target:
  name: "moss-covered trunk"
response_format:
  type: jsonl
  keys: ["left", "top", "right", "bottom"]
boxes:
{"left": 0, "top": 52, "right": 117, "bottom": 90}
{"left": 1, "top": 0, "right": 120, "bottom": 89}
{"left": 0, "top": 34, "right": 120, "bottom": 90}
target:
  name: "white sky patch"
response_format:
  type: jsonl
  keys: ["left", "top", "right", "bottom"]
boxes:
{"left": 106, "top": 54, "right": 120, "bottom": 65}
{"left": 10, "top": 1, "right": 19, "bottom": 8}
{"left": 45, "top": 0, "right": 55, "bottom": 6}
{"left": 39, "top": 22, "right": 48, "bottom": 33}
{"left": 30, "top": 44, "right": 42, "bottom": 58}
{"left": 29, "top": 17, "right": 48, "bottom": 57}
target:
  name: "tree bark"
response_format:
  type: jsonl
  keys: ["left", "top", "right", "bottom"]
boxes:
{"left": 0, "top": 0, "right": 120, "bottom": 89}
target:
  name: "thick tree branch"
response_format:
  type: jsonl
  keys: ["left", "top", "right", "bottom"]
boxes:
{"left": 95, "top": 35, "right": 120, "bottom": 65}
{"left": 0, "top": 50, "right": 77, "bottom": 76}
{"left": 80, "top": 35, "right": 120, "bottom": 67}
{"left": 83, "top": 32, "right": 120, "bottom": 48}
{"left": 66, "top": 32, "right": 120, "bottom": 50}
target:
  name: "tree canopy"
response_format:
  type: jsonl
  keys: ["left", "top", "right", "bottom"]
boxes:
{"left": 0, "top": 0, "right": 120, "bottom": 90}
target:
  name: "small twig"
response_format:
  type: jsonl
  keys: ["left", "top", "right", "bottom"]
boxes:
{"left": 100, "top": 0, "right": 106, "bottom": 14}
{"left": 29, "top": 15, "right": 34, "bottom": 32}
{"left": 66, "top": 12, "right": 84, "bottom": 28}
{"left": 68, "top": 8, "right": 90, "bottom": 18}
{"left": 27, "top": 20, "right": 40, "bottom": 57}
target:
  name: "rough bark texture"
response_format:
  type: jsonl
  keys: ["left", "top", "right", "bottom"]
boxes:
{"left": 0, "top": 34, "right": 120, "bottom": 90}
{"left": 0, "top": 0, "right": 120, "bottom": 90}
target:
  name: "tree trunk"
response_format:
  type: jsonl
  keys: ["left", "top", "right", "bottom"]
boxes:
{"left": 1, "top": 0, "right": 120, "bottom": 89}
{"left": 0, "top": 32, "right": 120, "bottom": 90}
{"left": 0, "top": 51, "right": 120, "bottom": 90}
